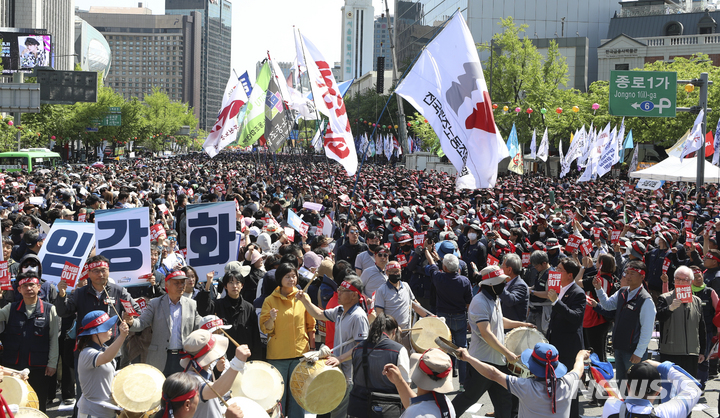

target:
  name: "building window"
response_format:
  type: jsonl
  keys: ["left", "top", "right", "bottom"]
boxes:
{"left": 698, "top": 12, "right": 717, "bottom": 34}
{"left": 664, "top": 21, "right": 683, "bottom": 36}
{"left": 615, "top": 63, "right": 630, "bottom": 70}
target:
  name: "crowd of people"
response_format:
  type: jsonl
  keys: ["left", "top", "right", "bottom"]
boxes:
{"left": 0, "top": 151, "right": 712, "bottom": 418}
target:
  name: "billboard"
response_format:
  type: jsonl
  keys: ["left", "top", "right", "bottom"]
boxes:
{"left": 0, "top": 32, "right": 52, "bottom": 74}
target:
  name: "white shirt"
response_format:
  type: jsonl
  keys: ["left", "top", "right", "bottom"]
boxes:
{"left": 168, "top": 299, "right": 183, "bottom": 350}
{"left": 553, "top": 281, "right": 574, "bottom": 306}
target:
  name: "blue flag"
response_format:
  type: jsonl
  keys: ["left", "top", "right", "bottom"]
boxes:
{"left": 239, "top": 71, "right": 252, "bottom": 96}
{"left": 620, "top": 130, "right": 633, "bottom": 161}
{"left": 506, "top": 123, "right": 519, "bottom": 156}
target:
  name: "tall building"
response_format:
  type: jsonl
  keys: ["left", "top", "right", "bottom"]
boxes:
{"left": 395, "top": 0, "right": 621, "bottom": 86}
{"left": 598, "top": 0, "right": 720, "bottom": 81}
{"left": 340, "top": 0, "right": 374, "bottom": 81}
{"left": 166, "top": 0, "right": 232, "bottom": 131}
{"left": 0, "top": 0, "right": 75, "bottom": 70}
{"left": 373, "top": 14, "right": 393, "bottom": 71}
{"left": 76, "top": 7, "right": 202, "bottom": 121}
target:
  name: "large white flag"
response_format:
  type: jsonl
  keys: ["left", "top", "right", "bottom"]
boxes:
{"left": 296, "top": 30, "right": 358, "bottom": 175}
{"left": 203, "top": 74, "right": 248, "bottom": 158}
{"left": 395, "top": 12, "right": 505, "bottom": 188}
{"left": 597, "top": 125, "right": 619, "bottom": 178}
{"left": 529, "top": 129, "right": 537, "bottom": 160}
{"left": 680, "top": 110, "right": 705, "bottom": 160}
{"left": 537, "top": 128, "right": 549, "bottom": 162}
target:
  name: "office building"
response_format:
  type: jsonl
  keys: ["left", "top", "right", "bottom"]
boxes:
{"left": 340, "top": 0, "right": 374, "bottom": 81}
{"left": 76, "top": 6, "right": 202, "bottom": 121}
{"left": 598, "top": 0, "right": 720, "bottom": 80}
{"left": 0, "top": 0, "right": 75, "bottom": 70}
{"left": 395, "top": 0, "right": 621, "bottom": 87}
{"left": 373, "top": 14, "right": 393, "bottom": 71}
{"left": 166, "top": 0, "right": 232, "bottom": 130}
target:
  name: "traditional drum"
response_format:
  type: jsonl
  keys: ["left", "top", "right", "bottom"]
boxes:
{"left": 504, "top": 327, "right": 548, "bottom": 378}
{"left": 226, "top": 397, "right": 270, "bottom": 418}
{"left": 13, "top": 407, "right": 48, "bottom": 418}
{"left": 229, "top": 361, "right": 284, "bottom": 412}
{"left": 0, "top": 376, "right": 38, "bottom": 408}
{"left": 112, "top": 364, "right": 165, "bottom": 414}
{"left": 410, "top": 317, "right": 451, "bottom": 353}
{"left": 289, "top": 359, "right": 347, "bottom": 415}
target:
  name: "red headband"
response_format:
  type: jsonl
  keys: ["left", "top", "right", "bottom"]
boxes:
{"left": 482, "top": 269, "right": 503, "bottom": 281}
{"left": 79, "top": 312, "right": 110, "bottom": 332}
{"left": 532, "top": 350, "right": 560, "bottom": 414}
{"left": 87, "top": 261, "right": 109, "bottom": 270}
{"left": 201, "top": 319, "right": 224, "bottom": 331}
{"left": 165, "top": 271, "right": 186, "bottom": 281}
{"left": 340, "top": 281, "right": 369, "bottom": 313}
{"left": 418, "top": 352, "right": 451, "bottom": 380}
{"left": 626, "top": 267, "right": 645, "bottom": 276}
{"left": 180, "top": 336, "right": 216, "bottom": 364}
{"left": 162, "top": 389, "right": 197, "bottom": 418}
{"left": 706, "top": 253, "right": 720, "bottom": 263}
{"left": 18, "top": 277, "right": 39, "bottom": 286}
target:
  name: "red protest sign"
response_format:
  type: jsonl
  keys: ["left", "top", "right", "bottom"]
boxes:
{"left": 685, "top": 220, "right": 692, "bottom": 231}
{"left": 0, "top": 261, "right": 10, "bottom": 291}
{"left": 179, "top": 248, "right": 188, "bottom": 258}
{"left": 521, "top": 252, "right": 530, "bottom": 267}
{"left": 548, "top": 271, "right": 562, "bottom": 293}
{"left": 137, "top": 298, "right": 147, "bottom": 312}
{"left": 677, "top": 211, "right": 683, "bottom": 220}
{"left": 580, "top": 240, "right": 593, "bottom": 257}
{"left": 139, "top": 273, "right": 153, "bottom": 281}
{"left": 706, "top": 222, "right": 715, "bottom": 233}
{"left": 150, "top": 224, "right": 167, "bottom": 241}
{"left": 662, "top": 258, "right": 671, "bottom": 274}
{"left": 676, "top": 285, "right": 693, "bottom": 303}
{"left": 120, "top": 299, "right": 139, "bottom": 317}
{"left": 487, "top": 255, "right": 500, "bottom": 266}
{"left": 414, "top": 233, "right": 425, "bottom": 247}
{"left": 567, "top": 234, "right": 583, "bottom": 249}
{"left": 358, "top": 221, "right": 368, "bottom": 232}
{"left": 652, "top": 225, "right": 661, "bottom": 233}
{"left": 384, "top": 243, "right": 391, "bottom": 249}
{"left": 396, "top": 254, "right": 407, "bottom": 267}
{"left": 157, "top": 204, "right": 170, "bottom": 215}
{"left": 591, "top": 227, "right": 601, "bottom": 240}
{"left": 686, "top": 231, "right": 696, "bottom": 243}
{"left": 78, "top": 213, "right": 86, "bottom": 222}
{"left": 61, "top": 261, "right": 80, "bottom": 287}
{"left": 441, "top": 208, "right": 449, "bottom": 218}
{"left": 28, "top": 184, "right": 35, "bottom": 193}
{"left": 480, "top": 223, "right": 490, "bottom": 234}
{"left": 611, "top": 229, "right": 621, "bottom": 244}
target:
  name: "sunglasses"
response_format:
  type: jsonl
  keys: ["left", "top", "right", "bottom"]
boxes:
{"left": 377, "top": 253, "right": 389, "bottom": 258}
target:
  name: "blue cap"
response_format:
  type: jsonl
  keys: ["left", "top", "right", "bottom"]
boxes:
{"left": 437, "top": 241, "right": 457, "bottom": 259}
{"left": 521, "top": 342, "right": 567, "bottom": 379}
{"left": 78, "top": 310, "right": 118, "bottom": 337}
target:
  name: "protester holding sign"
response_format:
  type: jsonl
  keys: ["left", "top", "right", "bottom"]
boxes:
{"left": 656, "top": 265, "right": 706, "bottom": 378}
{"left": 691, "top": 265, "right": 719, "bottom": 389}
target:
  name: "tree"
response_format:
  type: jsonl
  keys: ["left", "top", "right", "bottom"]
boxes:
{"left": 141, "top": 87, "right": 198, "bottom": 151}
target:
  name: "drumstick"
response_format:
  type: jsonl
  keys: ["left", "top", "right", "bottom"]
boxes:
{"left": 0, "top": 366, "right": 28, "bottom": 376}
{"left": 399, "top": 328, "right": 423, "bottom": 332}
{"left": 302, "top": 270, "right": 320, "bottom": 293}
{"left": 220, "top": 329, "right": 240, "bottom": 348}
{"left": 102, "top": 285, "right": 123, "bottom": 319}
{"left": 191, "top": 364, "right": 230, "bottom": 408}
{"left": 411, "top": 301, "right": 434, "bottom": 317}
{"left": 330, "top": 338, "right": 357, "bottom": 354}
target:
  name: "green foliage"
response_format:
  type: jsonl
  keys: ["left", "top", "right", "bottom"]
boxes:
{"left": 407, "top": 113, "right": 440, "bottom": 154}
{"left": 345, "top": 88, "right": 400, "bottom": 137}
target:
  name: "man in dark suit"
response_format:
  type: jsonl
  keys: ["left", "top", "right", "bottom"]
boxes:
{"left": 547, "top": 257, "right": 586, "bottom": 418}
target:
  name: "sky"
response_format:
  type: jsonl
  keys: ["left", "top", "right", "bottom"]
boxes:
{"left": 75, "top": 0, "right": 393, "bottom": 81}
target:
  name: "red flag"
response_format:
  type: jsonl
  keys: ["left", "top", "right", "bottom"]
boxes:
{"left": 706, "top": 131, "right": 715, "bottom": 157}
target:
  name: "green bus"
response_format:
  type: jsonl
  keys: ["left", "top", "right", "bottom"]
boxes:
{"left": 0, "top": 149, "right": 62, "bottom": 172}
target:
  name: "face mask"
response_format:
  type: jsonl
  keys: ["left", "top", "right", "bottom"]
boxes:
{"left": 520, "top": 197, "right": 525, "bottom": 202}
{"left": 625, "top": 247, "right": 631, "bottom": 256}
{"left": 655, "top": 237, "right": 661, "bottom": 246}
{"left": 491, "top": 283, "right": 506, "bottom": 295}
{"left": 468, "top": 232, "right": 478, "bottom": 241}
{"left": 540, "top": 231, "right": 546, "bottom": 237}
{"left": 401, "top": 245, "right": 412, "bottom": 252}
{"left": 662, "top": 217, "right": 669, "bottom": 222}
{"left": 388, "top": 274, "right": 401, "bottom": 284}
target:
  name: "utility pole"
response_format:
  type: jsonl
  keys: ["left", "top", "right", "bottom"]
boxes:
{"left": 384, "top": 0, "right": 409, "bottom": 155}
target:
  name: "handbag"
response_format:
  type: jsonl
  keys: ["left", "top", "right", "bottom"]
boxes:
{"left": 363, "top": 342, "right": 403, "bottom": 418}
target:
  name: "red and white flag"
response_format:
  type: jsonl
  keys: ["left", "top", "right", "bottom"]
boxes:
{"left": 395, "top": 12, "right": 507, "bottom": 188}
{"left": 203, "top": 74, "right": 248, "bottom": 158}
{"left": 295, "top": 30, "right": 358, "bottom": 175}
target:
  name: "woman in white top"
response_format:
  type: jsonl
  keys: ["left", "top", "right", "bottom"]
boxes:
{"left": 76, "top": 310, "right": 129, "bottom": 418}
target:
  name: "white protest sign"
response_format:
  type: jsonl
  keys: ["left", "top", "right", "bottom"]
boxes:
{"left": 38, "top": 220, "right": 95, "bottom": 289}
{"left": 186, "top": 202, "right": 237, "bottom": 282}
{"left": 95, "top": 207, "right": 152, "bottom": 287}
{"left": 635, "top": 179, "right": 663, "bottom": 191}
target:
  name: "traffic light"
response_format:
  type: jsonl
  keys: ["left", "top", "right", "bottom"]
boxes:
{"left": 376, "top": 56, "right": 385, "bottom": 94}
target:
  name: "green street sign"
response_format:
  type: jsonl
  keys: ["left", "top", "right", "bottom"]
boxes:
{"left": 609, "top": 70, "right": 677, "bottom": 117}
{"left": 108, "top": 107, "right": 121, "bottom": 113}
{"left": 90, "top": 114, "right": 121, "bottom": 126}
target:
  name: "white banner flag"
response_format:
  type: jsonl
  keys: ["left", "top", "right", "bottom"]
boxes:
{"left": 395, "top": 12, "right": 506, "bottom": 188}
{"left": 537, "top": 128, "right": 549, "bottom": 162}
{"left": 95, "top": 207, "right": 151, "bottom": 287}
{"left": 296, "top": 30, "right": 358, "bottom": 175}
{"left": 680, "top": 109, "right": 705, "bottom": 160}
{"left": 203, "top": 75, "right": 248, "bottom": 158}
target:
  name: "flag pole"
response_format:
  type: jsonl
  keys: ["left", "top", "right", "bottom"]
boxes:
{"left": 266, "top": 51, "right": 296, "bottom": 155}
{"left": 296, "top": 27, "right": 334, "bottom": 176}
{"left": 349, "top": 11, "right": 458, "bottom": 198}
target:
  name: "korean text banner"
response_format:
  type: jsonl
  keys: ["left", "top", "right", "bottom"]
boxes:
{"left": 95, "top": 207, "right": 152, "bottom": 286}
{"left": 38, "top": 220, "right": 94, "bottom": 289}
{"left": 186, "top": 201, "right": 237, "bottom": 282}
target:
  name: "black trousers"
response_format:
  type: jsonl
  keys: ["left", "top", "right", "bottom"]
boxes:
{"left": 452, "top": 364, "right": 515, "bottom": 418}
{"left": 660, "top": 353, "right": 699, "bottom": 378}
{"left": 27, "top": 366, "right": 56, "bottom": 413}
{"left": 584, "top": 321, "right": 611, "bottom": 362}
{"left": 60, "top": 337, "right": 76, "bottom": 400}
